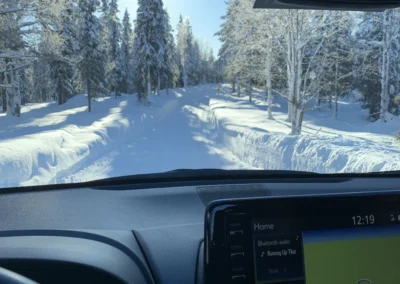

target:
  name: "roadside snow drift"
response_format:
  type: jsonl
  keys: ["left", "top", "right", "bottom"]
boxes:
{"left": 208, "top": 85, "right": 400, "bottom": 173}
{"left": 0, "top": 93, "right": 164, "bottom": 187}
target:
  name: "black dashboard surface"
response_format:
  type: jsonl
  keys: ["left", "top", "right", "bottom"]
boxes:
{"left": 0, "top": 177, "right": 398, "bottom": 284}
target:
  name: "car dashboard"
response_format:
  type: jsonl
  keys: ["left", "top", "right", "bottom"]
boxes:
{"left": 0, "top": 176, "right": 398, "bottom": 284}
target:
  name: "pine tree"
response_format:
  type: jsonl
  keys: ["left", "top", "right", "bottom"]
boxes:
{"left": 190, "top": 39, "right": 201, "bottom": 85}
{"left": 207, "top": 48, "right": 215, "bottom": 83}
{"left": 19, "top": 69, "right": 30, "bottom": 105}
{"left": 133, "top": 0, "right": 168, "bottom": 101}
{"left": 152, "top": 0, "right": 168, "bottom": 95}
{"left": 355, "top": 12, "right": 383, "bottom": 121}
{"left": 120, "top": 8, "right": 134, "bottom": 93}
{"left": 101, "top": 0, "right": 109, "bottom": 12}
{"left": 133, "top": 0, "right": 158, "bottom": 101}
{"left": 216, "top": 0, "right": 242, "bottom": 94}
{"left": 176, "top": 18, "right": 195, "bottom": 88}
{"left": 163, "top": 11, "right": 179, "bottom": 93}
{"left": 106, "top": 0, "right": 122, "bottom": 97}
{"left": 31, "top": 59, "right": 52, "bottom": 103}
{"left": 50, "top": 1, "right": 79, "bottom": 105}
{"left": 78, "top": 0, "right": 106, "bottom": 112}
{"left": 99, "top": 0, "right": 110, "bottom": 90}
{"left": 176, "top": 16, "right": 185, "bottom": 87}
{"left": 152, "top": 4, "right": 178, "bottom": 95}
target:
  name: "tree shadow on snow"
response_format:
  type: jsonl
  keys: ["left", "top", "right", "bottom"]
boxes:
{"left": 0, "top": 96, "right": 132, "bottom": 141}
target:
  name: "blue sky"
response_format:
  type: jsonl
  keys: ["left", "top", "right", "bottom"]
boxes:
{"left": 118, "top": 0, "right": 226, "bottom": 55}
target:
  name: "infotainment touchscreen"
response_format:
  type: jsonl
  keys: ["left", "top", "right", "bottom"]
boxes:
{"left": 204, "top": 193, "right": 400, "bottom": 284}
{"left": 253, "top": 218, "right": 400, "bottom": 284}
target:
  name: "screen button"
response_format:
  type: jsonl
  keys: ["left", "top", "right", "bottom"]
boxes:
{"left": 226, "top": 214, "right": 247, "bottom": 236}
{"left": 232, "top": 275, "right": 246, "bottom": 281}
{"left": 228, "top": 221, "right": 243, "bottom": 229}
{"left": 231, "top": 252, "right": 245, "bottom": 259}
{"left": 230, "top": 243, "right": 244, "bottom": 251}
{"left": 232, "top": 266, "right": 245, "bottom": 273}
{"left": 229, "top": 230, "right": 244, "bottom": 236}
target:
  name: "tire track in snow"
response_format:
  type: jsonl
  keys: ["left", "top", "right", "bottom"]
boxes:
{"left": 59, "top": 99, "right": 182, "bottom": 183}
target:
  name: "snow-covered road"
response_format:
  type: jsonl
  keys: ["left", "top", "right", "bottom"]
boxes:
{"left": 61, "top": 86, "right": 239, "bottom": 183}
{"left": 1, "top": 84, "right": 400, "bottom": 187}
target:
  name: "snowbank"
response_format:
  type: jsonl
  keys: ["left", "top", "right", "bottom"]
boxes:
{"left": 208, "top": 89, "right": 400, "bottom": 174}
{"left": 0, "top": 94, "right": 156, "bottom": 187}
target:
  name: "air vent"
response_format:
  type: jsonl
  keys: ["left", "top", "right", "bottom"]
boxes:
{"left": 253, "top": 0, "right": 399, "bottom": 11}
{"left": 196, "top": 184, "right": 271, "bottom": 206}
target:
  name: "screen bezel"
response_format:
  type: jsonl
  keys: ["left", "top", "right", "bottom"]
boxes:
{"left": 204, "top": 191, "right": 400, "bottom": 284}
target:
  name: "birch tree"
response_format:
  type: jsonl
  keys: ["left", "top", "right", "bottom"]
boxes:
{"left": 271, "top": 10, "right": 350, "bottom": 134}
{"left": 380, "top": 10, "right": 395, "bottom": 122}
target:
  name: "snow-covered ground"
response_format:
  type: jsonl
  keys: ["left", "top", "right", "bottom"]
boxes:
{"left": 1, "top": 84, "right": 400, "bottom": 187}
{"left": 208, "top": 85, "right": 400, "bottom": 173}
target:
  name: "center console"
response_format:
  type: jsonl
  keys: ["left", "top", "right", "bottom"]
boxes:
{"left": 204, "top": 192, "right": 400, "bottom": 284}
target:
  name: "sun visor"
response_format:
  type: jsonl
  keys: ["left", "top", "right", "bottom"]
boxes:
{"left": 253, "top": 0, "right": 400, "bottom": 11}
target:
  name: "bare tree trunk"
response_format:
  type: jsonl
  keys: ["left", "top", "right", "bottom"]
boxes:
{"left": 166, "top": 77, "right": 169, "bottom": 95}
{"left": 287, "top": 20, "right": 294, "bottom": 122}
{"left": 0, "top": 73, "right": 6, "bottom": 113}
{"left": 87, "top": 78, "right": 92, "bottom": 112}
{"left": 292, "top": 108, "right": 304, "bottom": 135}
{"left": 183, "top": 68, "right": 188, "bottom": 89}
{"left": 5, "top": 69, "right": 10, "bottom": 115}
{"left": 291, "top": 106, "right": 298, "bottom": 135}
{"left": 114, "top": 80, "right": 121, "bottom": 98}
{"left": 237, "top": 74, "right": 241, "bottom": 97}
{"left": 57, "top": 80, "right": 63, "bottom": 105}
{"left": 6, "top": 62, "right": 21, "bottom": 117}
{"left": 1, "top": 88, "right": 6, "bottom": 113}
{"left": 289, "top": 10, "right": 304, "bottom": 135}
{"left": 247, "top": 75, "right": 252, "bottom": 102}
{"left": 266, "top": 55, "right": 273, "bottom": 119}
{"left": 157, "top": 70, "right": 161, "bottom": 96}
{"left": 334, "top": 59, "right": 339, "bottom": 119}
{"left": 380, "top": 10, "right": 391, "bottom": 122}
{"left": 287, "top": 102, "right": 292, "bottom": 122}
{"left": 232, "top": 79, "right": 236, "bottom": 93}
{"left": 147, "top": 65, "right": 151, "bottom": 98}
{"left": 317, "top": 93, "right": 321, "bottom": 111}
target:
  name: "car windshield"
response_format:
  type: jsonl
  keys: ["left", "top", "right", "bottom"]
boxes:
{"left": 0, "top": 0, "right": 399, "bottom": 188}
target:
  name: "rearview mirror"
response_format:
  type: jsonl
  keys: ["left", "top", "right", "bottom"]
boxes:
{"left": 253, "top": 0, "right": 400, "bottom": 11}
